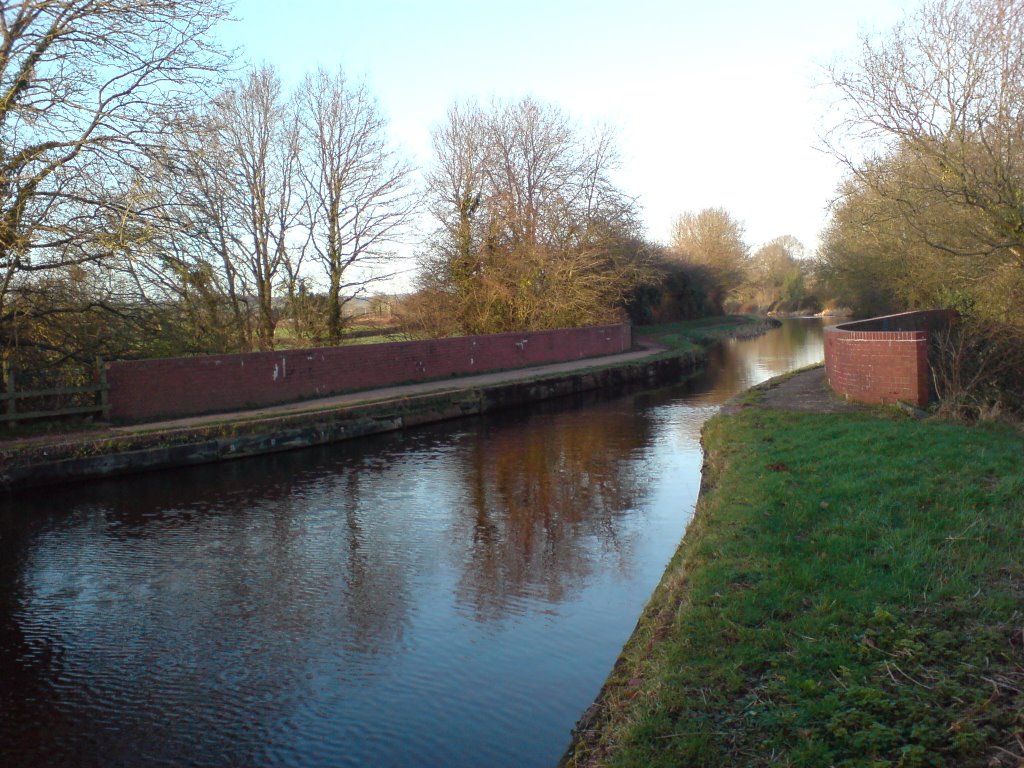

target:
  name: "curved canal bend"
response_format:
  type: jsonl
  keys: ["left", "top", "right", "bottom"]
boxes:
{"left": 0, "top": 319, "right": 825, "bottom": 768}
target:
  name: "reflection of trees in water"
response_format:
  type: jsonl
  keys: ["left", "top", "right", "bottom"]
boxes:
{"left": 334, "top": 467, "right": 412, "bottom": 655}
{"left": 685, "top": 320, "right": 825, "bottom": 409}
{"left": 0, "top": 448, "right": 418, "bottom": 765}
{"left": 755, "top": 318, "right": 824, "bottom": 370}
{"left": 0, "top": 317, "right": 833, "bottom": 765}
{"left": 450, "top": 404, "right": 654, "bottom": 622}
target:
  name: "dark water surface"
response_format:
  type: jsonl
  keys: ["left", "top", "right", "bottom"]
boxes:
{"left": 0, "top": 319, "right": 824, "bottom": 767}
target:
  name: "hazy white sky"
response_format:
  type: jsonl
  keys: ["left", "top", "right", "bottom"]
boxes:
{"left": 219, "top": 0, "right": 912, "bottom": 257}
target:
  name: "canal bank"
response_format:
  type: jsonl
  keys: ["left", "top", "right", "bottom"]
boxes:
{"left": 0, "top": 316, "right": 814, "bottom": 768}
{"left": 561, "top": 369, "right": 1024, "bottom": 767}
{"left": 0, "top": 347, "right": 692, "bottom": 491}
{"left": 0, "top": 316, "right": 779, "bottom": 492}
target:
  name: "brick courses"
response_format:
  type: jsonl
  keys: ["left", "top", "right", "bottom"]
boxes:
{"left": 824, "top": 310, "right": 957, "bottom": 407}
{"left": 107, "top": 324, "right": 632, "bottom": 423}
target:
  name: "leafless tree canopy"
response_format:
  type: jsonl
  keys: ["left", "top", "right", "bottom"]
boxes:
{"left": 668, "top": 207, "right": 748, "bottom": 304}
{"left": 299, "top": 68, "right": 416, "bottom": 343}
{"left": 0, "top": 1, "right": 422, "bottom": 363}
{"left": 151, "top": 65, "right": 418, "bottom": 351}
{"left": 0, "top": 7, "right": 654, "bottom": 368}
{"left": 826, "top": 0, "right": 1024, "bottom": 267}
{"left": 737, "top": 235, "right": 811, "bottom": 313}
{"left": 416, "top": 97, "right": 646, "bottom": 336}
{"left": 0, "top": 0, "right": 232, "bottom": 349}
{"left": 819, "top": 0, "right": 1024, "bottom": 417}
{"left": 206, "top": 67, "right": 304, "bottom": 349}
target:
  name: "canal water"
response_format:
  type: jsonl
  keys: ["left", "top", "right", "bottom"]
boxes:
{"left": 0, "top": 319, "right": 824, "bottom": 768}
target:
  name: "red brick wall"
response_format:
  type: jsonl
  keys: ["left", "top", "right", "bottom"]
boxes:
{"left": 107, "top": 324, "right": 632, "bottom": 423}
{"left": 824, "top": 310, "right": 957, "bottom": 407}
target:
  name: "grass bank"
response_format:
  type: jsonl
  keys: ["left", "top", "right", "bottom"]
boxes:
{"left": 640, "top": 315, "right": 777, "bottom": 355}
{"left": 565, "top": 406, "right": 1024, "bottom": 767}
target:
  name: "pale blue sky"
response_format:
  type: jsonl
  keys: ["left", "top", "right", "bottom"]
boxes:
{"left": 219, "top": 0, "right": 911, "bottom": 262}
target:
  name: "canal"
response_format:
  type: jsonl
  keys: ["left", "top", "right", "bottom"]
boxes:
{"left": 0, "top": 319, "right": 825, "bottom": 767}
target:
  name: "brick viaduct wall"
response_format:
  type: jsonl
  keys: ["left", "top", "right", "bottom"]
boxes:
{"left": 824, "top": 310, "right": 958, "bottom": 407}
{"left": 107, "top": 324, "right": 632, "bottom": 423}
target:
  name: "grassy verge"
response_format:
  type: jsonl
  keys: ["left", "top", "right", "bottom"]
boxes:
{"left": 640, "top": 315, "right": 775, "bottom": 354}
{"left": 567, "top": 408, "right": 1024, "bottom": 767}
{"left": 336, "top": 331, "right": 415, "bottom": 346}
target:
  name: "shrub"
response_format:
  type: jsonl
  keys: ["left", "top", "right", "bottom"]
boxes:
{"left": 930, "top": 318, "right": 1024, "bottom": 422}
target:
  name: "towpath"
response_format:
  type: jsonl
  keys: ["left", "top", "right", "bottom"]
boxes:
{"left": 724, "top": 365, "right": 870, "bottom": 414}
{"left": 2, "top": 342, "right": 671, "bottom": 450}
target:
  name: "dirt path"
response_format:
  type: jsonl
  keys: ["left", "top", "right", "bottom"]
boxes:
{"left": 725, "top": 365, "right": 870, "bottom": 415}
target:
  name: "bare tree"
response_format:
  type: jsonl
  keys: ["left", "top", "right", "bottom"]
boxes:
{"left": 826, "top": 0, "right": 1024, "bottom": 268}
{"left": 669, "top": 208, "right": 748, "bottom": 307}
{"left": 125, "top": 65, "right": 414, "bottom": 354}
{"left": 205, "top": 66, "right": 304, "bottom": 350}
{"left": 421, "top": 101, "right": 489, "bottom": 332}
{"left": 741, "top": 235, "right": 809, "bottom": 312}
{"left": 819, "top": 0, "right": 1024, "bottom": 332}
{"left": 120, "top": 118, "right": 260, "bottom": 354}
{"left": 0, "top": 0, "right": 231, "bottom": 352}
{"left": 816, "top": 154, "right": 1007, "bottom": 318}
{"left": 298, "top": 67, "right": 415, "bottom": 343}
{"left": 418, "top": 97, "right": 644, "bottom": 336}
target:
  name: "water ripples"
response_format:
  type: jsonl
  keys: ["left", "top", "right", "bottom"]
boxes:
{"left": 0, "top": 320, "right": 824, "bottom": 767}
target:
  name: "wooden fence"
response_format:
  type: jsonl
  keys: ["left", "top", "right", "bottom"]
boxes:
{"left": 1, "top": 358, "right": 109, "bottom": 427}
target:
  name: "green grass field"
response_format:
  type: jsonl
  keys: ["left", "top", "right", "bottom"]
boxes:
{"left": 568, "top": 407, "right": 1024, "bottom": 767}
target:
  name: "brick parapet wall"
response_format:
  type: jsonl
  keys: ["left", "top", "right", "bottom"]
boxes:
{"left": 835, "top": 309, "right": 959, "bottom": 334}
{"left": 107, "top": 324, "right": 632, "bottom": 423}
{"left": 824, "top": 310, "right": 957, "bottom": 407}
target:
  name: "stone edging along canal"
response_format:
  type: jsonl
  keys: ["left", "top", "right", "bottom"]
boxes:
{"left": 0, "top": 350, "right": 701, "bottom": 492}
